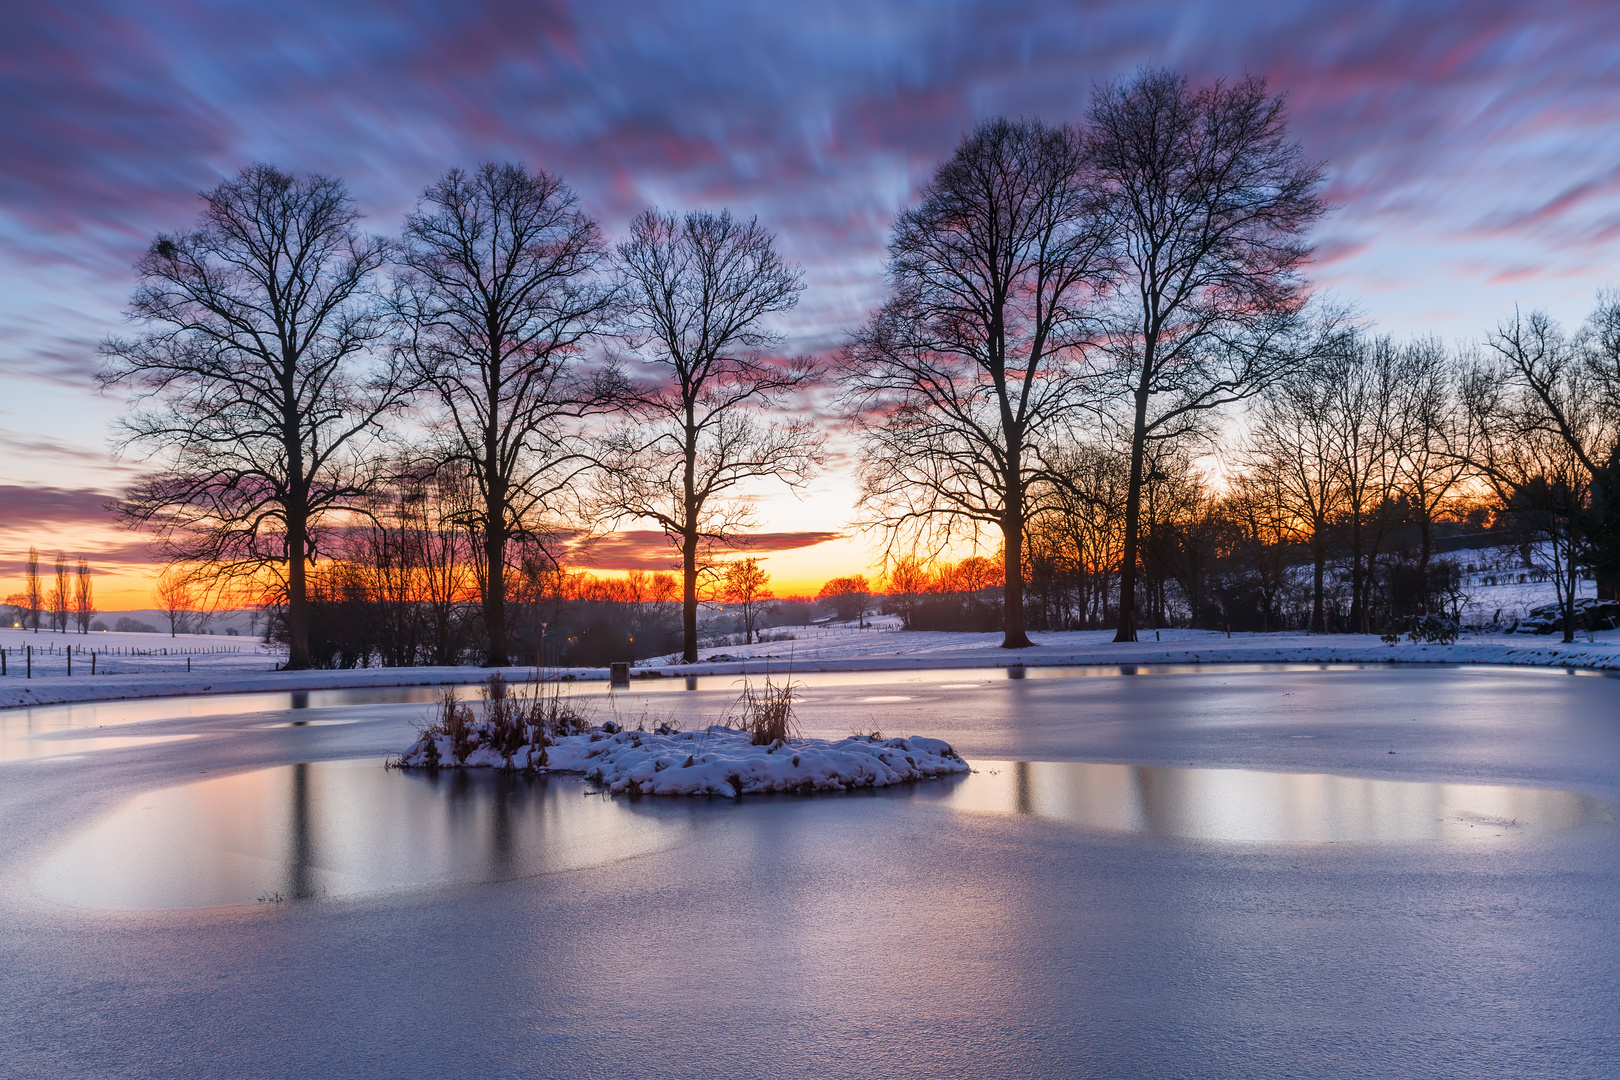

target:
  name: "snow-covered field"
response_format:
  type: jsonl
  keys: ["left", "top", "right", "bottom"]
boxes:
{"left": 4, "top": 618, "right": 1620, "bottom": 709}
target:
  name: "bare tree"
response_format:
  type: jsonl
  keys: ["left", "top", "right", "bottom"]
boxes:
{"left": 817, "top": 575, "right": 873, "bottom": 625}
{"left": 155, "top": 568, "right": 196, "bottom": 637}
{"left": 24, "top": 546, "right": 41, "bottom": 633}
{"left": 840, "top": 118, "right": 1114, "bottom": 648}
{"left": 1328, "top": 335, "right": 1404, "bottom": 633}
{"left": 601, "top": 209, "right": 822, "bottom": 663}
{"left": 1390, "top": 338, "right": 1469, "bottom": 584}
{"left": 74, "top": 559, "right": 95, "bottom": 634}
{"left": 1088, "top": 69, "right": 1329, "bottom": 641}
{"left": 395, "top": 162, "right": 620, "bottom": 666}
{"left": 1464, "top": 303, "right": 1620, "bottom": 640}
{"left": 49, "top": 552, "right": 69, "bottom": 632}
{"left": 100, "top": 164, "right": 409, "bottom": 669}
{"left": 722, "top": 557, "right": 772, "bottom": 644}
{"left": 1244, "top": 353, "right": 1345, "bottom": 632}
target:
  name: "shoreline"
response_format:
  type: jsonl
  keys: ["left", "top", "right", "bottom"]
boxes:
{"left": 3, "top": 627, "right": 1618, "bottom": 709}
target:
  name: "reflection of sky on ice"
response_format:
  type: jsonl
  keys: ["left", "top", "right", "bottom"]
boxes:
{"left": 32, "top": 750, "right": 1611, "bottom": 910}
{"left": 946, "top": 761, "right": 1612, "bottom": 845}
{"left": 33, "top": 759, "right": 694, "bottom": 909}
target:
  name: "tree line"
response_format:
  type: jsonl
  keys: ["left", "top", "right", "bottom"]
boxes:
{"left": 96, "top": 68, "right": 1620, "bottom": 667}
{"left": 3, "top": 547, "right": 95, "bottom": 633}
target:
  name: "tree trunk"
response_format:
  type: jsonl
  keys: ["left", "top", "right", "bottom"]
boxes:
{"left": 482, "top": 528, "right": 508, "bottom": 667}
{"left": 681, "top": 527, "right": 699, "bottom": 663}
{"left": 285, "top": 509, "right": 311, "bottom": 669}
{"left": 1001, "top": 510, "right": 1033, "bottom": 649}
{"left": 1311, "top": 533, "right": 1326, "bottom": 634}
{"left": 1114, "top": 390, "right": 1150, "bottom": 643}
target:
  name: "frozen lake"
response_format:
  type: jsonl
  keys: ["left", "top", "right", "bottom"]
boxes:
{"left": 2, "top": 664, "right": 1618, "bottom": 1078}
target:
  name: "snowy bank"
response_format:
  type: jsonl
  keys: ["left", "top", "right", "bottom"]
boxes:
{"left": 395, "top": 723, "right": 970, "bottom": 798}
{"left": 5, "top": 626, "right": 1620, "bottom": 710}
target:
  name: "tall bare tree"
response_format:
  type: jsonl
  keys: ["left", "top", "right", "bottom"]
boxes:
{"left": 840, "top": 118, "right": 1114, "bottom": 648}
{"left": 1328, "top": 335, "right": 1404, "bottom": 633}
{"left": 74, "top": 558, "right": 94, "bottom": 634}
{"left": 1244, "top": 350, "right": 1346, "bottom": 632}
{"left": 24, "top": 546, "right": 41, "bottom": 633}
{"left": 1390, "top": 337, "right": 1469, "bottom": 584}
{"left": 396, "top": 162, "right": 619, "bottom": 666}
{"left": 49, "top": 552, "right": 69, "bottom": 632}
{"left": 101, "top": 164, "right": 409, "bottom": 669}
{"left": 1088, "top": 69, "right": 1328, "bottom": 641}
{"left": 600, "top": 209, "right": 821, "bottom": 663}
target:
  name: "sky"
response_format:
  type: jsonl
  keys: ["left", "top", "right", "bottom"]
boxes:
{"left": 3, "top": 0, "right": 1619, "bottom": 608}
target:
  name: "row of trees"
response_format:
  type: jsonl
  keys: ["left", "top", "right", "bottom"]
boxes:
{"left": 5, "top": 548, "right": 94, "bottom": 633}
{"left": 99, "top": 65, "right": 1620, "bottom": 663}
{"left": 103, "top": 161, "right": 821, "bottom": 668}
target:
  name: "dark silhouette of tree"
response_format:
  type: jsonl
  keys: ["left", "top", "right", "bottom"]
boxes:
{"left": 600, "top": 209, "right": 821, "bottom": 663}
{"left": 23, "top": 546, "right": 41, "bottom": 633}
{"left": 841, "top": 118, "right": 1113, "bottom": 648}
{"left": 74, "top": 559, "right": 95, "bottom": 634}
{"left": 1088, "top": 70, "right": 1328, "bottom": 642}
{"left": 395, "top": 162, "right": 620, "bottom": 666}
{"left": 101, "top": 164, "right": 409, "bottom": 669}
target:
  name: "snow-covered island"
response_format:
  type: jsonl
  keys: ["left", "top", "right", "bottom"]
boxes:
{"left": 396, "top": 722, "right": 969, "bottom": 798}
{"left": 393, "top": 675, "right": 970, "bottom": 798}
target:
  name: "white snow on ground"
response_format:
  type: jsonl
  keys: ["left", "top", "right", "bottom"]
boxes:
{"left": 4, "top": 620, "right": 1620, "bottom": 710}
{"left": 396, "top": 723, "right": 970, "bottom": 798}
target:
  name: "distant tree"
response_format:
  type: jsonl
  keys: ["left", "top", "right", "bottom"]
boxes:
{"left": 817, "top": 575, "right": 873, "bottom": 625}
{"left": 600, "top": 209, "right": 822, "bottom": 663}
{"left": 100, "top": 164, "right": 412, "bottom": 669}
{"left": 395, "top": 162, "right": 620, "bottom": 666}
{"left": 1245, "top": 359, "right": 1344, "bottom": 632}
{"left": 74, "top": 559, "right": 95, "bottom": 634}
{"left": 23, "top": 546, "right": 41, "bottom": 633}
{"left": 722, "top": 557, "right": 773, "bottom": 644}
{"left": 1390, "top": 338, "right": 1470, "bottom": 585}
{"left": 842, "top": 117, "right": 1114, "bottom": 650}
{"left": 49, "top": 552, "right": 69, "bottom": 632}
{"left": 884, "top": 555, "right": 933, "bottom": 628}
{"left": 155, "top": 569, "right": 196, "bottom": 637}
{"left": 1088, "top": 70, "right": 1329, "bottom": 641}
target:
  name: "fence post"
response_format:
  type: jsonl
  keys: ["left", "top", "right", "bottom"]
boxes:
{"left": 91, "top": 651, "right": 96, "bottom": 675}
{"left": 67, "top": 649, "right": 71, "bottom": 676}
{"left": 27, "top": 645, "right": 31, "bottom": 679}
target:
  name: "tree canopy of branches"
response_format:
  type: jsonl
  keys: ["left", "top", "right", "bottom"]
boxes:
{"left": 841, "top": 117, "right": 1114, "bottom": 648}
{"left": 600, "top": 208, "right": 822, "bottom": 662}
{"left": 101, "top": 164, "right": 410, "bottom": 669}
{"left": 818, "top": 575, "right": 872, "bottom": 624}
{"left": 396, "top": 162, "right": 619, "bottom": 665}
{"left": 1464, "top": 299, "right": 1620, "bottom": 640}
{"left": 1088, "top": 69, "right": 1329, "bottom": 642}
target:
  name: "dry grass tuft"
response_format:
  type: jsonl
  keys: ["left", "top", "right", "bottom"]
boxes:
{"left": 730, "top": 669, "right": 800, "bottom": 746}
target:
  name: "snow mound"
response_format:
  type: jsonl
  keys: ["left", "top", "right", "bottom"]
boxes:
{"left": 396, "top": 724, "right": 970, "bottom": 798}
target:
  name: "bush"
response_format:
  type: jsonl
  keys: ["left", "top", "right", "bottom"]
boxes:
{"left": 113, "top": 616, "right": 159, "bottom": 633}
